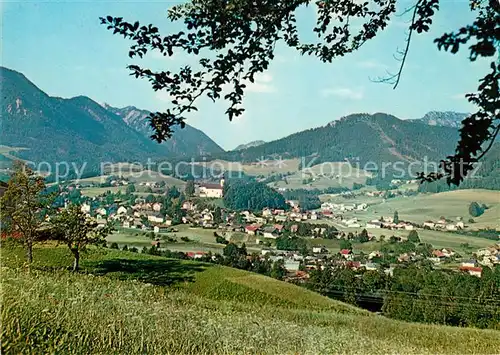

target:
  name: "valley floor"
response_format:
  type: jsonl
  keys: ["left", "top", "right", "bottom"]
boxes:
{"left": 2, "top": 245, "right": 500, "bottom": 354}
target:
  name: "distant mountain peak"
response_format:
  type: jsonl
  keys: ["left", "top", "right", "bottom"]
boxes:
{"left": 415, "top": 111, "right": 469, "bottom": 128}
{"left": 234, "top": 140, "right": 266, "bottom": 151}
{"left": 103, "top": 104, "right": 224, "bottom": 156}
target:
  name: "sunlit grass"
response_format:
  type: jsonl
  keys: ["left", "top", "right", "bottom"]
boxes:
{"left": 2, "top": 245, "right": 499, "bottom": 354}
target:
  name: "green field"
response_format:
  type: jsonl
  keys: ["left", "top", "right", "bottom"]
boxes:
{"left": 109, "top": 225, "right": 261, "bottom": 254}
{"left": 269, "top": 162, "right": 371, "bottom": 190}
{"left": 193, "top": 158, "right": 301, "bottom": 176}
{"left": 80, "top": 186, "right": 124, "bottom": 197}
{"left": 333, "top": 189, "right": 500, "bottom": 230}
{"left": 0, "top": 145, "right": 28, "bottom": 162}
{"left": 2, "top": 245, "right": 500, "bottom": 354}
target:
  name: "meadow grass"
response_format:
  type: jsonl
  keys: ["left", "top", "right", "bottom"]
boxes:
{"left": 340, "top": 189, "right": 500, "bottom": 229}
{"left": 80, "top": 186, "right": 124, "bottom": 197}
{"left": 2, "top": 245, "right": 500, "bottom": 354}
{"left": 269, "top": 162, "right": 370, "bottom": 190}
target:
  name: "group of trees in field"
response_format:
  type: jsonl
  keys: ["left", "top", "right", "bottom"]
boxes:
{"left": 281, "top": 189, "right": 322, "bottom": 210}
{"left": 1, "top": 162, "right": 114, "bottom": 270}
{"left": 223, "top": 180, "right": 288, "bottom": 211}
{"left": 307, "top": 263, "right": 500, "bottom": 329}
{"left": 469, "top": 201, "right": 487, "bottom": 217}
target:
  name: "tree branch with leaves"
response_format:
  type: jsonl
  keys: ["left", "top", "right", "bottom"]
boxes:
{"left": 101, "top": 0, "right": 499, "bottom": 186}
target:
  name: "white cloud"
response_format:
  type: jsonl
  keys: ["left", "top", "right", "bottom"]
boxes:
{"left": 450, "top": 93, "right": 467, "bottom": 100}
{"left": 244, "top": 72, "right": 276, "bottom": 93}
{"left": 357, "top": 60, "right": 388, "bottom": 70}
{"left": 321, "top": 87, "right": 364, "bottom": 100}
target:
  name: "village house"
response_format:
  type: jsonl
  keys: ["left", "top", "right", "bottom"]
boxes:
{"left": 459, "top": 265, "right": 483, "bottom": 277}
{"left": 461, "top": 259, "right": 478, "bottom": 268}
{"left": 423, "top": 221, "right": 435, "bottom": 229}
{"left": 261, "top": 225, "right": 275, "bottom": 238}
{"left": 363, "top": 262, "right": 378, "bottom": 271}
{"left": 147, "top": 213, "right": 164, "bottom": 224}
{"left": 186, "top": 251, "right": 207, "bottom": 259}
{"left": 262, "top": 208, "right": 273, "bottom": 218}
{"left": 182, "top": 200, "right": 196, "bottom": 211}
{"left": 343, "top": 218, "right": 360, "bottom": 228}
{"left": 274, "top": 224, "right": 285, "bottom": 234}
{"left": 312, "top": 246, "right": 326, "bottom": 254}
{"left": 116, "top": 206, "right": 128, "bottom": 215}
{"left": 152, "top": 202, "right": 162, "bottom": 212}
{"left": 245, "top": 224, "right": 260, "bottom": 235}
{"left": 81, "top": 203, "right": 91, "bottom": 214}
{"left": 153, "top": 225, "right": 170, "bottom": 233}
{"left": 366, "top": 220, "right": 383, "bottom": 229}
{"left": 96, "top": 208, "right": 107, "bottom": 216}
{"left": 275, "top": 215, "right": 287, "bottom": 222}
{"left": 284, "top": 260, "right": 301, "bottom": 272}
{"left": 198, "top": 180, "right": 224, "bottom": 198}
{"left": 356, "top": 203, "right": 367, "bottom": 211}
{"left": 368, "top": 251, "right": 382, "bottom": 260}
{"left": 261, "top": 249, "right": 272, "bottom": 256}
{"left": 340, "top": 249, "right": 353, "bottom": 260}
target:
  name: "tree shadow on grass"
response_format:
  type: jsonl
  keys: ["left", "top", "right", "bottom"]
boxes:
{"left": 87, "top": 258, "right": 210, "bottom": 287}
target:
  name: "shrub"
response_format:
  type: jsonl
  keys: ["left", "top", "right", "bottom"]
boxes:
{"left": 110, "top": 242, "right": 119, "bottom": 249}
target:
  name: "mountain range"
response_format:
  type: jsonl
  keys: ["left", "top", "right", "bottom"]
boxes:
{"left": 2, "top": 66, "right": 479, "bottom": 178}
{"left": 103, "top": 104, "right": 223, "bottom": 156}
{"left": 0, "top": 67, "right": 222, "bottom": 170}
{"left": 219, "top": 113, "right": 460, "bottom": 167}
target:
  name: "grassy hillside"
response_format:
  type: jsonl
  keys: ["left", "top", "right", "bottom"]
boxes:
{"left": 2, "top": 245, "right": 500, "bottom": 354}
{"left": 322, "top": 189, "right": 500, "bottom": 230}
{"left": 270, "top": 162, "right": 371, "bottom": 190}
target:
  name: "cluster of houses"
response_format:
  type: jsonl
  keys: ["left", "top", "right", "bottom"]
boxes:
{"left": 321, "top": 202, "right": 368, "bottom": 213}
{"left": 422, "top": 218, "right": 466, "bottom": 231}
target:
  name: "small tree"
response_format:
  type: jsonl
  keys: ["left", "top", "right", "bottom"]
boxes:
{"left": 0, "top": 161, "right": 52, "bottom": 264}
{"left": 408, "top": 230, "right": 420, "bottom": 243}
{"left": 270, "top": 259, "right": 286, "bottom": 280}
{"left": 126, "top": 184, "right": 136, "bottom": 194}
{"left": 357, "top": 229, "right": 369, "bottom": 243}
{"left": 185, "top": 180, "right": 195, "bottom": 197}
{"left": 340, "top": 239, "right": 352, "bottom": 251}
{"left": 51, "top": 204, "right": 114, "bottom": 271}
{"left": 468, "top": 202, "right": 484, "bottom": 217}
{"left": 393, "top": 211, "right": 400, "bottom": 224}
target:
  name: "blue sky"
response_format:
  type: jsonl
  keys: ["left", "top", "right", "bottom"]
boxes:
{"left": 2, "top": 0, "right": 489, "bottom": 150}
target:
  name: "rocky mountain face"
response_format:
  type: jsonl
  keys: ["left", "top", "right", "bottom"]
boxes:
{"left": 233, "top": 140, "right": 266, "bottom": 151}
{"left": 103, "top": 104, "right": 224, "bottom": 157}
{"left": 0, "top": 67, "right": 224, "bottom": 171}
{"left": 412, "top": 111, "right": 469, "bottom": 128}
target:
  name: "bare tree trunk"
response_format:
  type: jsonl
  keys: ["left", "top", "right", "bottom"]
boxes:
{"left": 72, "top": 249, "right": 80, "bottom": 272}
{"left": 26, "top": 239, "right": 33, "bottom": 264}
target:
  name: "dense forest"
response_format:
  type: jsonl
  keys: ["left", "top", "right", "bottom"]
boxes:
{"left": 306, "top": 263, "right": 500, "bottom": 330}
{"left": 216, "top": 113, "right": 459, "bottom": 168}
{"left": 418, "top": 144, "right": 500, "bottom": 192}
{"left": 223, "top": 180, "right": 289, "bottom": 211}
